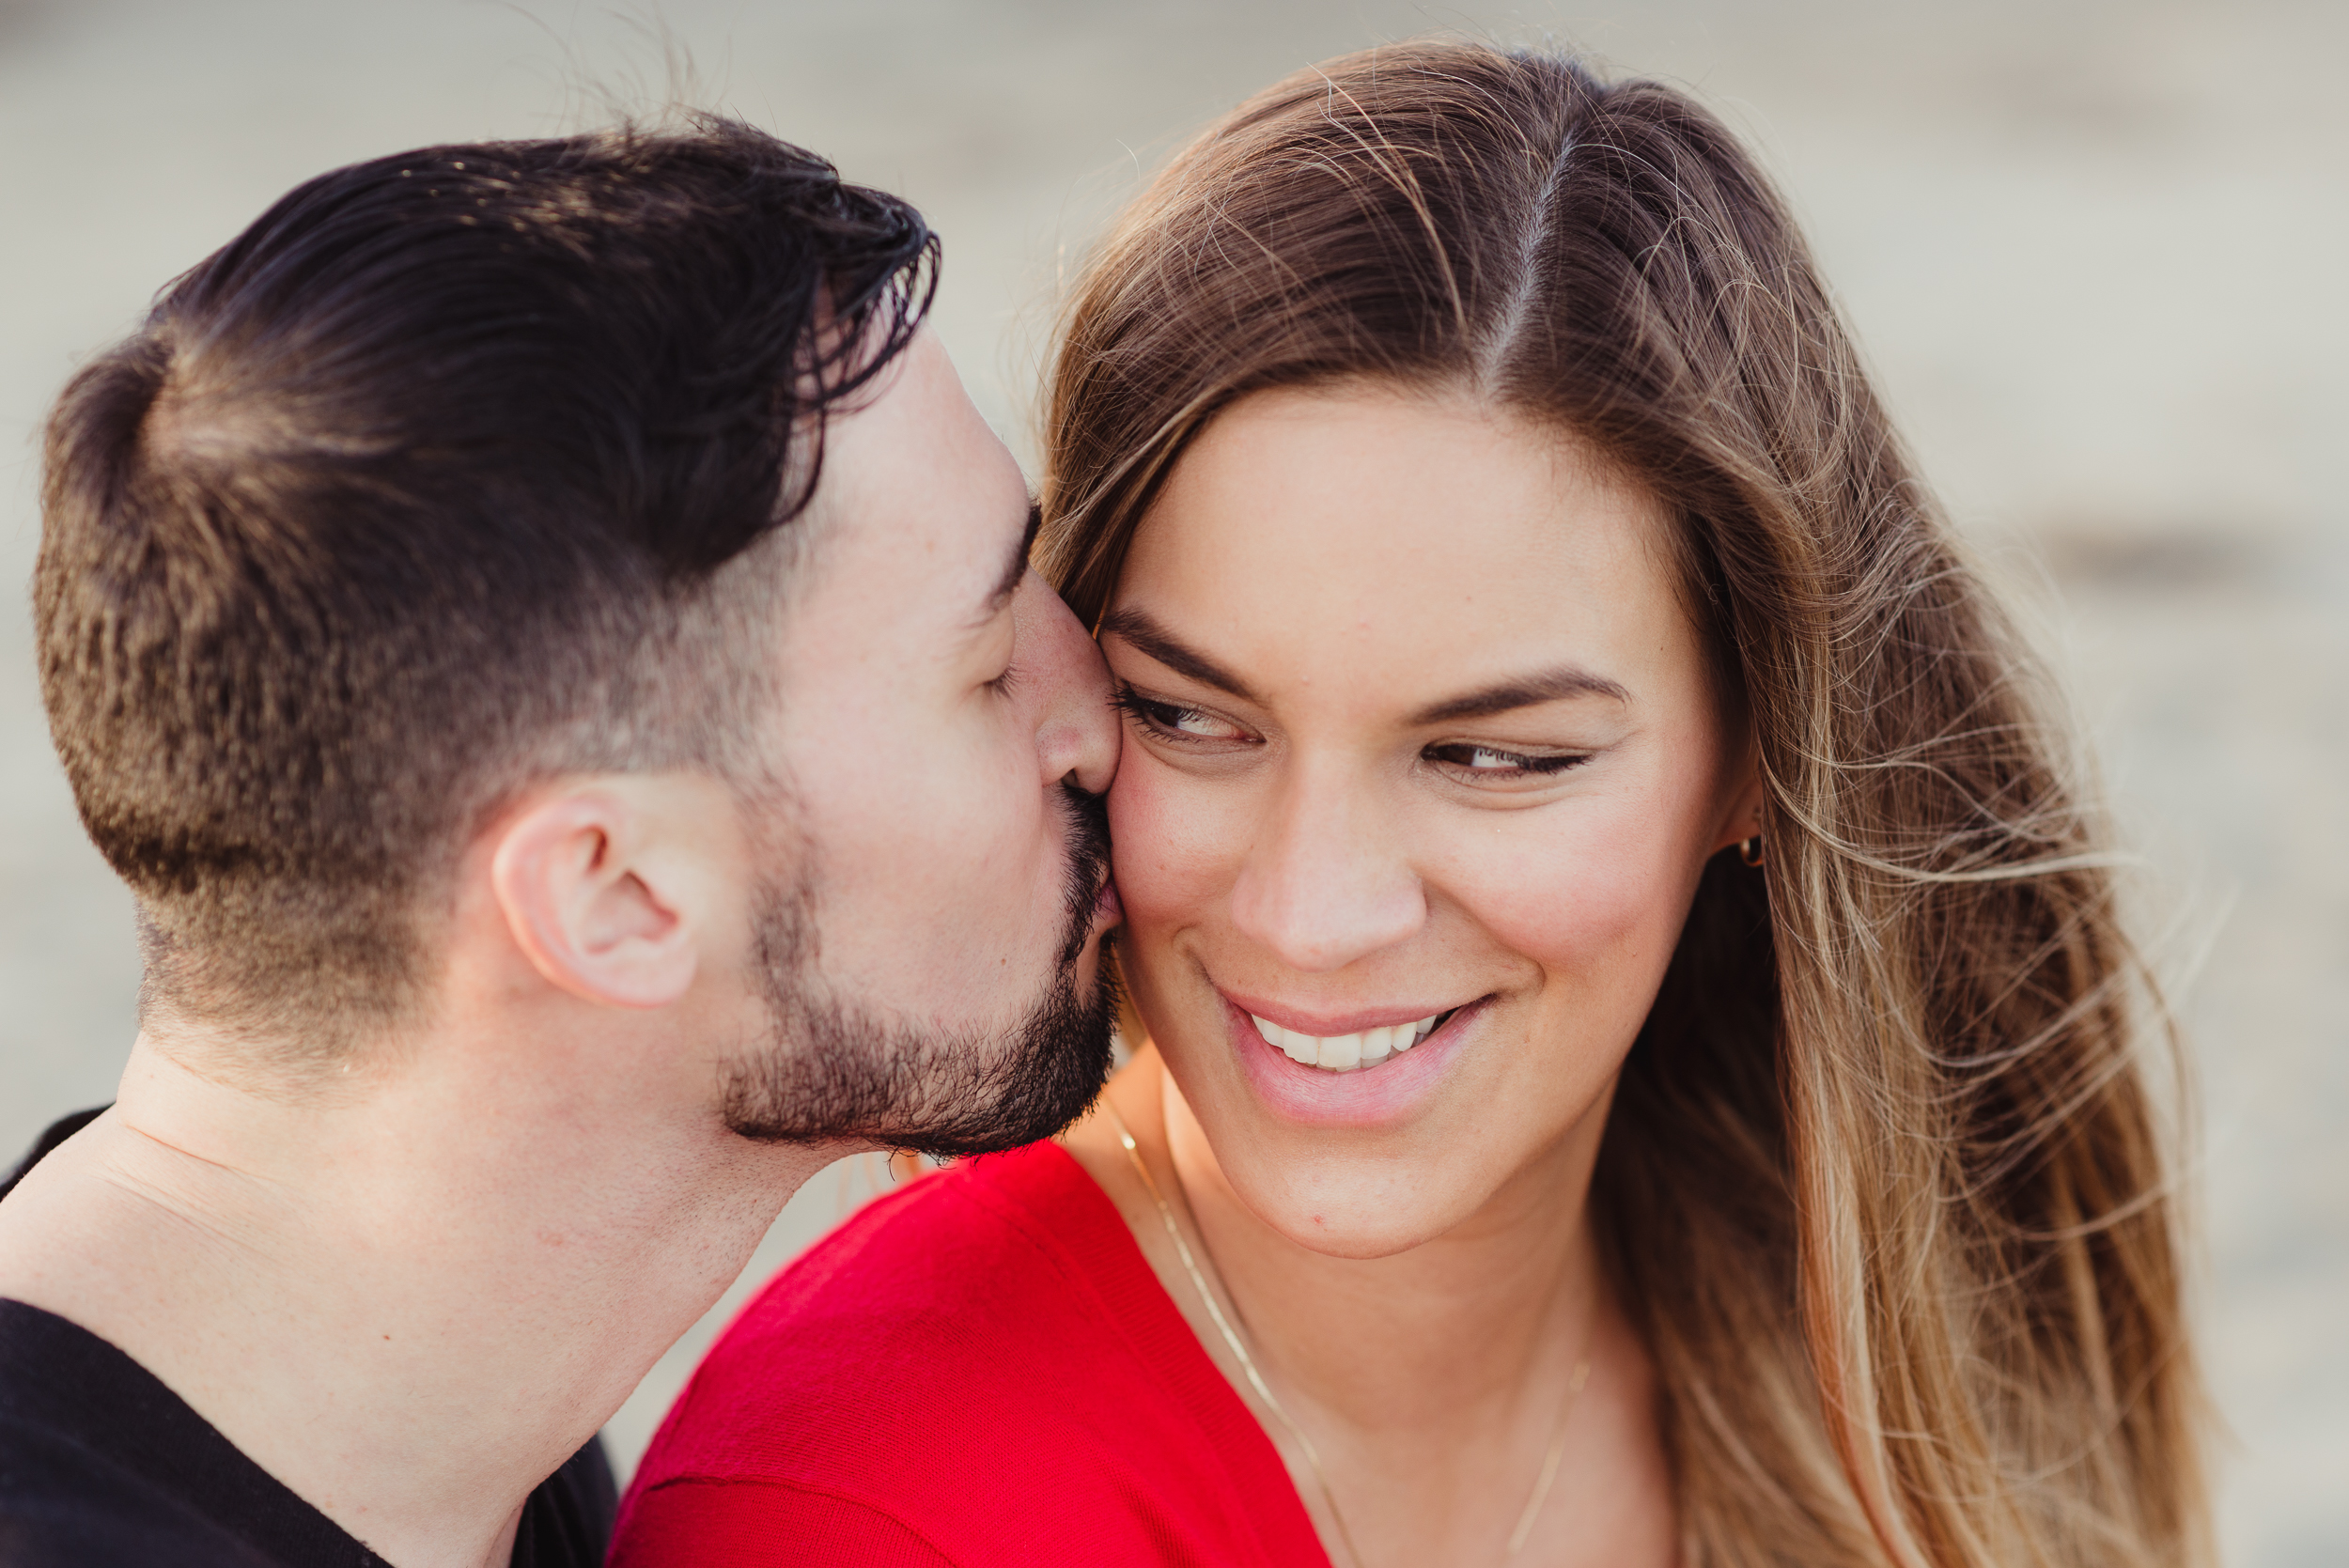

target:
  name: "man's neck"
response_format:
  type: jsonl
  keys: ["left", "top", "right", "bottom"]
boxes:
{"left": 0, "top": 1031, "right": 834, "bottom": 1568}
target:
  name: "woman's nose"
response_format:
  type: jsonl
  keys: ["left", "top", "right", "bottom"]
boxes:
{"left": 1228, "top": 764, "right": 1424, "bottom": 973}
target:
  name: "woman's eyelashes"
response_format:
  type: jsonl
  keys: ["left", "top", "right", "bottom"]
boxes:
{"left": 1112, "top": 685, "right": 1252, "bottom": 745}
{"left": 1423, "top": 741, "right": 1592, "bottom": 784}
{"left": 1114, "top": 684, "right": 1591, "bottom": 784}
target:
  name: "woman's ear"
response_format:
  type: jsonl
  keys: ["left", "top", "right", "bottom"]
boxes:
{"left": 1712, "top": 738, "right": 1771, "bottom": 856}
{"left": 489, "top": 784, "right": 710, "bottom": 1009}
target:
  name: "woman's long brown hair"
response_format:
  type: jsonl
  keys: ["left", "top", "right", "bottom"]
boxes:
{"left": 1037, "top": 41, "right": 2208, "bottom": 1568}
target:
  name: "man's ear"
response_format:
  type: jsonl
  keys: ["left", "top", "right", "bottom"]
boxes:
{"left": 489, "top": 784, "right": 719, "bottom": 1010}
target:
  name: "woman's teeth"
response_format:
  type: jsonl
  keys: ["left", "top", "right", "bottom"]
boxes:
{"left": 1249, "top": 1011, "right": 1445, "bottom": 1072}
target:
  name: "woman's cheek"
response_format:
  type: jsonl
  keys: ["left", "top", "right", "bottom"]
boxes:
{"left": 1107, "top": 751, "right": 1242, "bottom": 938}
{"left": 1438, "top": 802, "right": 1688, "bottom": 981}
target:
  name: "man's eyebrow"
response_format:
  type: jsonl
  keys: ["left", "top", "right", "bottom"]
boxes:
{"left": 988, "top": 501, "right": 1044, "bottom": 612}
{"left": 1097, "top": 607, "right": 1259, "bottom": 704}
{"left": 1409, "top": 668, "right": 1631, "bottom": 725}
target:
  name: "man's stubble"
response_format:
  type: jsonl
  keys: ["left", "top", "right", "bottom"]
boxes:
{"left": 720, "top": 781, "right": 1118, "bottom": 1157}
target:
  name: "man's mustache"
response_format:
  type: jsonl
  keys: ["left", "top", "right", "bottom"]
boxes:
{"left": 1056, "top": 779, "right": 1113, "bottom": 970}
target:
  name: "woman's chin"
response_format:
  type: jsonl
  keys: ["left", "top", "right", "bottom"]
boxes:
{"left": 1261, "top": 1203, "right": 1465, "bottom": 1260}
{"left": 1197, "top": 1134, "right": 1503, "bottom": 1260}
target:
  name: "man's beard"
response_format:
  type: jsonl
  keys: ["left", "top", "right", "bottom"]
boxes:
{"left": 719, "top": 781, "right": 1118, "bottom": 1157}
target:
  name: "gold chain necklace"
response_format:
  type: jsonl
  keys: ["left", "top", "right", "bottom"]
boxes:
{"left": 1103, "top": 1099, "right": 1594, "bottom": 1568}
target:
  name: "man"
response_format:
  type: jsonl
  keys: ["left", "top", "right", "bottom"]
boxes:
{"left": 0, "top": 119, "right": 1121, "bottom": 1566}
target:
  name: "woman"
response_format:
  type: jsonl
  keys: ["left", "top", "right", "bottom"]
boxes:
{"left": 613, "top": 41, "right": 2207, "bottom": 1568}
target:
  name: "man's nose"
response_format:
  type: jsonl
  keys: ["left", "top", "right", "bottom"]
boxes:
{"left": 1229, "top": 760, "right": 1425, "bottom": 973}
{"left": 1016, "top": 569, "right": 1119, "bottom": 797}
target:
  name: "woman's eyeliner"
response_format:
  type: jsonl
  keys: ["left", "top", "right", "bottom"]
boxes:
{"left": 1110, "top": 685, "right": 1238, "bottom": 743}
{"left": 1423, "top": 743, "right": 1589, "bottom": 782}
{"left": 1115, "top": 684, "right": 1588, "bottom": 784}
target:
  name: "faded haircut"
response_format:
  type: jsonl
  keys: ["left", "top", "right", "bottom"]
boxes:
{"left": 37, "top": 116, "right": 936, "bottom": 1056}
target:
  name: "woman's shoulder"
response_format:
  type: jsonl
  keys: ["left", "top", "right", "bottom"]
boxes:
{"left": 613, "top": 1141, "right": 1328, "bottom": 1568}
{"left": 646, "top": 1141, "right": 1138, "bottom": 1446}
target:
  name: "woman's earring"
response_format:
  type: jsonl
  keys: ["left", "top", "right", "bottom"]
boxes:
{"left": 1739, "top": 833, "right": 1765, "bottom": 868}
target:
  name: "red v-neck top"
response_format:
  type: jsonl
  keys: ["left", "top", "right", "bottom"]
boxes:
{"left": 609, "top": 1140, "right": 1333, "bottom": 1567}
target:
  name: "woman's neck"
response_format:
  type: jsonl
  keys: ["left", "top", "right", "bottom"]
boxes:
{"left": 1159, "top": 1058, "right": 1603, "bottom": 1436}
{"left": 1065, "top": 1048, "right": 1677, "bottom": 1568}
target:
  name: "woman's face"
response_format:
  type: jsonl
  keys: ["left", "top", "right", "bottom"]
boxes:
{"left": 1103, "top": 382, "right": 1756, "bottom": 1257}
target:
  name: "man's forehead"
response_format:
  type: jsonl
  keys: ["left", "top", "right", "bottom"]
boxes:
{"left": 781, "top": 334, "right": 1026, "bottom": 610}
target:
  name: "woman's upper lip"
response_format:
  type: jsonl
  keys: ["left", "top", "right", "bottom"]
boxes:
{"left": 1218, "top": 989, "right": 1475, "bottom": 1039}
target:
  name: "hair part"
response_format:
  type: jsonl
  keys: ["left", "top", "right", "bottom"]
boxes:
{"left": 1040, "top": 40, "right": 2207, "bottom": 1568}
{"left": 39, "top": 116, "right": 938, "bottom": 1061}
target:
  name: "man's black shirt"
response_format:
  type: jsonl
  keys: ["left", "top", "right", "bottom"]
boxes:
{"left": 0, "top": 1111, "right": 616, "bottom": 1567}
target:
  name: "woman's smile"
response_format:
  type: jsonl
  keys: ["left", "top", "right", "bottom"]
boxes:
{"left": 1097, "top": 378, "right": 1758, "bottom": 1259}
{"left": 1218, "top": 990, "right": 1493, "bottom": 1127}
{"left": 1241, "top": 1004, "right": 1454, "bottom": 1071}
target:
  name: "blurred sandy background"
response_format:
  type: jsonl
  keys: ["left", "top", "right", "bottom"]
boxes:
{"left": 1, "top": 0, "right": 2340, "bottom": 1560}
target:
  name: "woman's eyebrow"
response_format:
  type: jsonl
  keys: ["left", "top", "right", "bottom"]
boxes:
{"left": 1409, "top": 668, "right": 1631, "bottom": 725}
{"left": 1097, "top": 607, "right": 1259, "bottom": 703}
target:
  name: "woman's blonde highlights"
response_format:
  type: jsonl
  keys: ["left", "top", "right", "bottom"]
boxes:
{"left": 1041, "top": 41, "right": 2207, "bottom": 1568}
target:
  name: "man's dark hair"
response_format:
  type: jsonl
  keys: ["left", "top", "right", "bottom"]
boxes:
{"left": 37, "top": 116, "right": 937, "bottom": 1053}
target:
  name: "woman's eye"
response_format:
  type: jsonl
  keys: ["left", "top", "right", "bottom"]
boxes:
{"left": 1426, "top": 742, "right": 1588, "bottom": 779}
{"left": 1113, "top": 689, "right": 1249, "bottom": 744}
